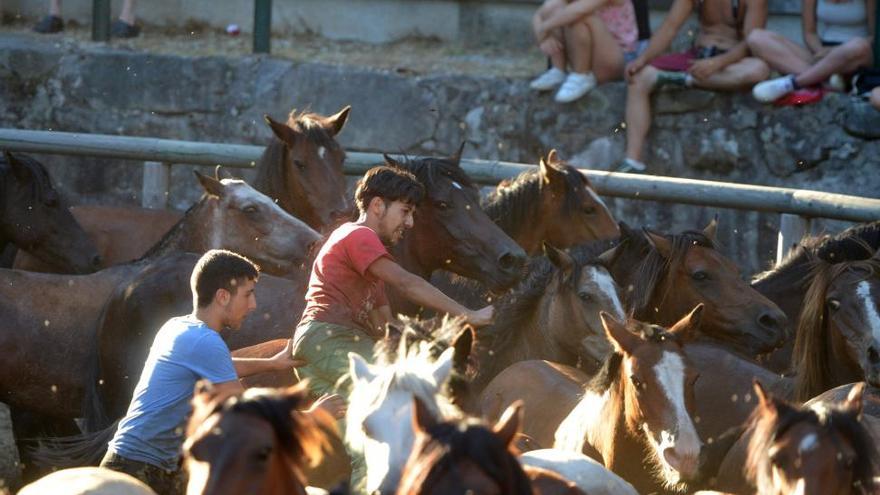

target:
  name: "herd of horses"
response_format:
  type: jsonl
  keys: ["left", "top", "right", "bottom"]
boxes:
{"left": 2, "top": 105, "right": 880, "bottom": 495}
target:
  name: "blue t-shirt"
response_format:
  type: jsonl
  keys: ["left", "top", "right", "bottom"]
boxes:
{"left": 107, "top": 315, "right": 238, "bottom": 470}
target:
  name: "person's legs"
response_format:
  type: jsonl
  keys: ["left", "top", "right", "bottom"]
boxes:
{"left": 624, "top": 65, "right": 659, "bottom": 163}
{"left": 49, "top": 0, "right": 61, "bottom": 17}
{"left": 584, "top": 15, "right": 625, "bottom": 83}
{"left": 100, "top": 451, "right": 185, "bottom": 495}
{"left": 795, "top": 37, "right": 872, "bottom": 87}
{"left": 694, "top": 56, "right": 770, "bottom": 90}
{"left": 871, "top": 87, "right": 880, "bottom": 110}
{"left": 555, "top": 19, "right": 598, "bottom": 102}
{"left": 531, "top": 0, "right": 568, "bottom": 90}
{"left": 746, "top": 28, "right": 814, "bottom": 75}
{"left": 34, "top": 0, "right": 63, "bottom": 33}
{"left": 119, "top": 0, "right": 136, "bottom": 24}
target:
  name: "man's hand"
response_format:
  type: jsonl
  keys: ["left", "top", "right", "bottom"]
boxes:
{"left": 625, "top": 57, "right": 647, "bottom": 82}
{"left": 309, "top": 394, "right": 347, "bottom": 419}
{"left": 270, "top": 339, "right": 306, "bottom": 371}
{"left": 688, "top": 57, "right": 722, "bottom": 81}
{"left": 466, "top": 305, "right": 495, "bottom": 327}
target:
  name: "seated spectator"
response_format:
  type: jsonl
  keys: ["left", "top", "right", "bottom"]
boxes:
{"left": 530, "top": 0, "right": 645, "bottom": 103}
{"left": 617, "top": 0, "right": 770, "bottom": 172}
{"left": 34, "top": 0, "right": 140, "bottom": 38}
{"left": 748, "top": 0, "right": 873, "bottom": 102}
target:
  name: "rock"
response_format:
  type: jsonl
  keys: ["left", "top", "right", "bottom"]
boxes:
{"left": 843, "top": 99, "right": 880, "bottom": 139}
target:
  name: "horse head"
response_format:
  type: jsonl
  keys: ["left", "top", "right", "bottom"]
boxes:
{"left": 0, "top": 152, "right": 101, "bottom": 273}
{"left": 260, "top": 106, "right": 351, "bottom": 230}
{"left": 386, "top": 149, "right": 527, "bottom": 291}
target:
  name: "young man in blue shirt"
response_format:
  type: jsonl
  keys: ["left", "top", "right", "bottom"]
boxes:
{"left": 99, "top": 249, "right": 303, "bottom": 493}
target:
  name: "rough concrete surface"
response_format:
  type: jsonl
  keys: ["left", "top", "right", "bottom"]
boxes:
{"left": 0, "top": 34, "right": 877, "bottom": 275}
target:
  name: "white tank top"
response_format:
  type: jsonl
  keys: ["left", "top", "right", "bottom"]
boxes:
{"left": 816, "top": 0, "right": 869, "bottom": 43}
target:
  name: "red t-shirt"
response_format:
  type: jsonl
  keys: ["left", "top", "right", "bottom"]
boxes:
{"left": 299, "top": 222, "right": 391, "bottom": 332}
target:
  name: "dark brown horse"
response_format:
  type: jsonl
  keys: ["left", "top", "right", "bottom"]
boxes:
{"left": 384, "top": 151, "right": 527, "bottom": 307}
{"left": 14, "top": 107, "right": 350, "bottom": 273}
{"left": 396, "top": 398, "right": 534, "bottom": 495}
{"left": 605, "top": 220, "right": 788, "bottom": 357}
{"left": 712, "top": 382, "right": 878, "bottom": 495}
{"left": 483, "top": 307, "right": 705, "bottom": 495}
{"left": 482, "top": 150, "right": 619, "bottom": 254}
{"left": 183, "top": 381, "right": 334, "bottom": 495}
{"left": 0, "top": 152, "right": 101, "bottom": 273}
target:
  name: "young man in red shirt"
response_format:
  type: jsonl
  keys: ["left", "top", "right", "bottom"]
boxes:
{"left": 293, "top": 165, "right": 494, "bottom": 399}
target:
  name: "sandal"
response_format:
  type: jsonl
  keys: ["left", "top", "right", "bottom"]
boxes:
{"left": 111, "top": 19, "right": 141, "bottom": 38}
{"left": 33, "top": 15, "right": 64, "bottom": 34}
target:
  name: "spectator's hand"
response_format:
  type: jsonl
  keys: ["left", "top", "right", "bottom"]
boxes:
{"left": 466, "top": 305, "right": 495, "bottom": 327}
{"left": 539, "top": 37, "right": 563, "bottom": 57}
{"left": 811, "top": 46, "right": 832, "bottom": 61}
{"left": 688, "top": 57, "right": 722, "bottom": 81}
{"left": 270, "top": 339, "right": 306, "bottom": 370}
{"left": 310, "top": 393, "right": 347, "bottom": 419}
{"left": 625, "top": 57, "right": 647, "bottom": 82}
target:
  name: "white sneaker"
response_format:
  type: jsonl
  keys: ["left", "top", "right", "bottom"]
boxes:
{"left": 554, "top": 73, "right": 597, "bottom": 103}
{"left": 827, "top": 73, "right": 846, "bottom": 92}
{"left": 530, "top": 68, "right": 567, "bottom": 91}
{"left": 752, "top": 76, "right": 795, "bottom": 102}
{"left": 615, "top": 158, "right": 647, "bottom": 173}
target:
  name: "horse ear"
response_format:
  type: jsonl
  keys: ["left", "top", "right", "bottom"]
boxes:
{"left": 703, "top": 215, "right": 719, "bottom": 243}
{"left": 449, "top": 142, "right": 466, "bottom": 167}
{"left": 544, "top": 242, "right": 574, "bottom": 276}
{"left": 325, "top": 105, "right": 351, "bottom": 136}
{"left": 194, "top": 171, "right": 226, "bottom": 198}
{"left": 452, "top": 325, "right": 475, "bottom": 373}
{"left": 644, "top": 229, "right": 672, "bottom": 258}
{"left": 412, "top": 396, "right": 437, "bottom": 434}
{"left": 601, "top": 311, "right": 640, "bottom": 355}
{"left": 539, "top": 152, "right": 566, "bottom": 187}
{"left": 596, "top": 244, "right": 620, "bottom": 267}
{"left": 668, "top": 304, "right": 704, "bottom": 341}
{"left": 348, "top": 353, "right": 377, "bottom": 383}
{"left": 843, "top": 382, "right": 865, "bottom": 416}
{"left": 493, "top": 400, "right": 523, "bottom": 448}
{"left": 546, "top": 149, "right": 558, "bottom": 163}
{"left": 264, "top": 114, "right": 296, "bottom": 146}
{"left": 432, "top": 347, "right": 455, "bottom": 386}
{"left": 383, "top": 153, "right": 404, "bottom": 169}
{"left": 753, "top": 380, "right": 774, "bottom": 413}
{"left": 4, "top": 151, "right": 28, "bottom": 180}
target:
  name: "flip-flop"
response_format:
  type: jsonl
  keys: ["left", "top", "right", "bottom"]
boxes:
{"left": 774, "top": 88, "right": 825, "bottom": 107}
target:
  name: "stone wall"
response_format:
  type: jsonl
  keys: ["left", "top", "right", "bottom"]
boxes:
{"left": 1, "top": 35, "right": 878, "bottom": 275}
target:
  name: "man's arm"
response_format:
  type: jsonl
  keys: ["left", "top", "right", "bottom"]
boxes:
{"left": 210, "top": 379, "right": 245, "bottom": 401}
{"left": 232, "top": 339, "right": 304, "bottom": 377}
{"left": 367, "top": 257, "right": 494, "bottom": 326}
{"left": 690, "top": 0, "right": 767, "bottom": 79}
{"left": 626, "top": 0, "right": 697, "bottom": 77}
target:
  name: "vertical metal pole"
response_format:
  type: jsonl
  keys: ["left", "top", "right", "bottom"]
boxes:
{"left": 142, "top": 162, "right": 172, "bottom": 209}
{"left": 776, "top": 214, "right": 811, "bottom": 265}
{"left": 253, "top": 0, "right": 272, "bottom": 54}
{"left": 92, "top": 0, "right": 111, "bottom": 42}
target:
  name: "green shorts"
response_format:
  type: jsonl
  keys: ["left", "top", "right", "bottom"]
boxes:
{"left": 292, "top": 320, "right": 377, "bottom": 399}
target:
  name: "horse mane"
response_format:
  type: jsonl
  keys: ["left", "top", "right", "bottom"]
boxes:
{"left": 136, "top": 196, "right": 205, "bottom": 261}
{"left": 745, "top": 396, "right": 879, "bottom": 494}
{"left": 395, "top": 156, "right": 477, "bottom": 197}
{"left": 399, "top": 418, "right": 533, "bottom": 495}
{"left": 0, "top": 152, "right": 58, "bottom": 204}
{"left": 792, "top": 253, "right": 880, "bottom": 401}
{"left": 482, "top": 161, "right": 590, "bottom": 237}
{"left": 187, "top": 384, "right": 331, "bottom": 471}
{"left": 618, "top": 227, "right": 715, "bottom": 317}
{"left": 471, "top": 239, "right": 616, "bottom": 389}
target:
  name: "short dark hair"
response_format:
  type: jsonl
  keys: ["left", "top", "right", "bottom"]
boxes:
{"left": 354, "top": 165, "right": 425, "bottom": 213}
{"left": 190, "top": 249, "right": 260, "bottom": 308}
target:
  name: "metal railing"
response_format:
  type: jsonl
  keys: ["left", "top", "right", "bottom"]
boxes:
{"left": 2, "top": 128, "right": 878, "bottom": 263}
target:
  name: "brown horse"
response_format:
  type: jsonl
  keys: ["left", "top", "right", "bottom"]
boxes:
{"left": 384, "top": 151, "right": 527, "bottom": 309}
{"left": 605, "top": 220, "right": 788, "bottom": 357}
{"left": 712, "top": 382, "right": 878, "bottom": 495}
{"left": 0, "top": 152, "right": 101, "bottom": 273}
{"left": 14, "top": 107, "right": 350, "bottom": 273}
{"left": 396, "top": 398, "right": 534, "bottom": 495}
{"left": 0, "top": 174, "right": 319, "bottom": 440}
{"left": 183, "top": 381, "right": 334, "bottom": 495}
{"left": 483, "top": 307, "right": 705, "bottom": 495}
{"left": 482, "top": 150, "right": 619, "bottom": 255}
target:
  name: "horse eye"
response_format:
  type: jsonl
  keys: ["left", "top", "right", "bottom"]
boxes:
{"left": 630, "top": 375, "right": 643, "bottom": 390}
{"left": 254, "top": 446, "right": 272, "bottom": 462}
{"left": 243, "top": 205, "right": 258, "bottom": 214}
{"left": 583, "top": 206, "right": 596, "bottom": 215}
{"left": 293, "top": 159, "right": 306, "bottom": 170}
{"left": 578, "top": 291, "right": 592, "bottom": 302}
{"left": 827, "top": 299, "right": 841, "bottom": 311}
{"left": 691, "top": 271, "right": 709, "bottom": 281}
{"left": 435, "top": 201, "right": 449, "bottom": 211}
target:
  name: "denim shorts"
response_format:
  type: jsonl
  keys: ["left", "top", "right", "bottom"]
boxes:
{"left": 624, "top": 39, "right": 650, "bottom": 64}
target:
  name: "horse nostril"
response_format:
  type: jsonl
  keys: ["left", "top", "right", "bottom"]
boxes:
{"left": 91, "top": 255, "right": 102, "bottom": 268}
{"left": 869, "top": 347, "right": 880, "bottom": 365}
{"left": 757, "top": 310, "right": 786, "bottom": 332}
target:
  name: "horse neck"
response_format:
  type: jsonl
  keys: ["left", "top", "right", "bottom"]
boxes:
{"left": 143, "top": 198, "right": 216, "bottom": 259}
{"left": 555, "top": 372, "right": 625, "bottom": 461}
{"left": 393, "top": 234, "right": 434, "bottom": 280}
{"left": 752, "top": 255, "right": 812, "bottom": 318}
{"left": 264, "top": 453, "right": 308, "bottom": 495}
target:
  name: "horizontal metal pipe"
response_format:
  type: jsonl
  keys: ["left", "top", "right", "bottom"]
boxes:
{"left": 1, "top": 129, "right": 878, "bottom": 223}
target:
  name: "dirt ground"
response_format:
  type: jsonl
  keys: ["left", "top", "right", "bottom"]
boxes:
{"left": 0, "top": 16, "right": 545, "bottom": 79}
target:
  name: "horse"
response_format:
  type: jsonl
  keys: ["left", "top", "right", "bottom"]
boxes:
{"left": 17, "top": 467, "right": 157, "bottom": 495}
{"left": 13, "top": 106, "right": 351, "bottom": 273}
{"left": 481, "top": 306, "right": 705, "bottom": 495}
{"left": 0, "top": 173, "right": 319, "bottom": 446}
{"left": 482, "top": 150, "right": 619, "bottom": 254}
{"left": 182, "top": 381, "right": 334, "bottom": 495}
{"left": 0, "top": 151, "right": 101, "bottom": 274}
{"left": 519, "top": 449, "right": 638, "bottom": 495}
{"left": 383, "top": 150, "right": 526, "bottom": 313}
{"left": 711, "top": 382, "right": 879, "bottom": 495}
{"left": 604, "top": 219, "right": 788, "bottom": 358}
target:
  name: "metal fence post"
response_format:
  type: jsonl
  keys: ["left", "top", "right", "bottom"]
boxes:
{"left": 92, "top": 0, "right": 111, "bottom": 42}
{"left": 777, "top": 213, "right": 811, "bottom": 265}
{"left": 253, "top": 0, "right": 272, "bottom": 54}
{"left": 142, "top": 161, "right": 172, "bottom": 209}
